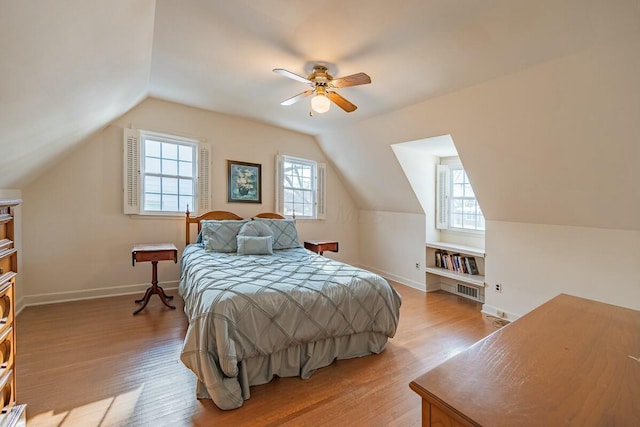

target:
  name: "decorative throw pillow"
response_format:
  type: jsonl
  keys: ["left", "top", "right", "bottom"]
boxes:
{"left": 201, "top": 219, "right": 248, "bottom": 252}
{"left": 237, "top": 235, "right": 273, "bottom": 255}
{"left": 254, "top": 218, "right": 302, "bottom": 250}
{"left": 238, "top": 220, "right": 273, "bottom": 238}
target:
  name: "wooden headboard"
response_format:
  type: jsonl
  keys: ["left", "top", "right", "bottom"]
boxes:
{"left": 254, "top": 212, "right": 285, "bottom": 219}
{"left": 185, "top": 209, "right": 285, "bottom": 245}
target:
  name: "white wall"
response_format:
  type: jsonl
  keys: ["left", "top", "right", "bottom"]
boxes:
{"left": 484, "top": 221, "right": 640, "bottom": 319}
{"left": 0, "top": 190, "right": 23, "bottom": 311}
{"left": 320, "top": 32, "right": 640, "bottom": 317}
{"left": 21, "top": 98, "right": 359, "bottom": 304}
{"left": 391, "top": 143, "right": 439, "bottom": 243}
{"left": 358, "top": 210, "right": 426, "bottom": 290}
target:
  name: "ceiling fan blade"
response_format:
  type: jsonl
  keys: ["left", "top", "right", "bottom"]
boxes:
{"left": 326, "top": 91, "right": 357, "bottom": 113}
{"left": 330, "top": 72, "right": 371, "bottom": 88}
{"left": 273, "top": 68, "right": 312, "bottom": 85}
{"left": 280, "top": 90, "right": 314, "bottom": 106}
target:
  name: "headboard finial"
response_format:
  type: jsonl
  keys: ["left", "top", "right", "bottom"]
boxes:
{"left": 185, "top": 205, "right": 191, "bottom": 246}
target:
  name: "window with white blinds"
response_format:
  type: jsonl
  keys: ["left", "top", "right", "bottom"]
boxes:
{"left": 275, "top": 154, "right": 326, "bottom": 220}
{"left": 123, "top": 129, "right": 211, "bottom": 215}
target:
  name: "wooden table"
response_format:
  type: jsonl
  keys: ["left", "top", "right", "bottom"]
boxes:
{"left": 410, "top": 294, "right": 640, "bottom": 426}
{"left": 304, "top": 240, "right": 338, "bottom": 256}
{"left": 131, "top": 243, "right": 178, "bottom": 315}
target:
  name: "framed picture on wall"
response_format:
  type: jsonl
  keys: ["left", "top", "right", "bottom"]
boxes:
{"left": 227, "top": 160, "right": 262, "bottom": 203}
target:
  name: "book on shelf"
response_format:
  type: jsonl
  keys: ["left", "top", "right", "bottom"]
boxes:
{"left": 0, "top": 248, "right": 15, "bottom": 259}
{"left": 457, "top": 255, "right": 468, "bottom": 274}
{"left": 464, "top": 257, "right": 472, "bottom": 274}
{"left": 442, "top": 253, "right": 449, "bottom": 270}
{"left": 0, "top": 240, "right": 12, "bottom": 251}
{"left": 445, "top": 253, "right": 453, "bottom": 270}
{"left": 466, "top": 257, "right": 480, "bottom": 275}
{"left": 432, "top": 249, "right": 480, "bottom": 276}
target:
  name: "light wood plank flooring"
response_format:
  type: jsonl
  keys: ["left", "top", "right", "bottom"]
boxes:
{"left": 16, "top": 284, "right": 500, "bottom": 426}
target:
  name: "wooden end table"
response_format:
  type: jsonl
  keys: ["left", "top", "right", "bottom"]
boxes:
{"left": 131, "top": 243, "right": 178, "bottom": 315}
{"left": 304, "top": 240, "right": 339, "bottom": 256}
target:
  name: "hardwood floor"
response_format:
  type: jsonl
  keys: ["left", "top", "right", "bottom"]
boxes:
{"left": 16, "top": 284, "right": 500, "bottom": 427}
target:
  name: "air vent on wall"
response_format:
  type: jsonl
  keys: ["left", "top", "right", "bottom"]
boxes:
{"left": 457, "top": 283, "right": 479, "bottom": 300}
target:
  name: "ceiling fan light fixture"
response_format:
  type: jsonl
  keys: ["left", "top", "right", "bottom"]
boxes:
{"left": 274, "top": 64, "right": 370, "bottom": 114}
{"left": 311, "top": 93, "right": 331, "bottom": 114}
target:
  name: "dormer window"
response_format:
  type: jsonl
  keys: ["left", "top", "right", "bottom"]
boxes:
{"left": 436, "top": 158, "right": 485, "bottom": 233}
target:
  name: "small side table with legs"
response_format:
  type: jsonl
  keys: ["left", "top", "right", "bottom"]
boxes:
{"left": 131, "top": 243, "right": 178, "bottom": 315}
{"left": 304, "top": 240, "right": 339, "bottom": 256}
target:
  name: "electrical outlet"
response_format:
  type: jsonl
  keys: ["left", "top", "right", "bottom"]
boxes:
{"left": 495, "top": 283, "right": 502, "bottom": 293}
{"left": 415, "top": 262, "right": 420, "bottom": 270}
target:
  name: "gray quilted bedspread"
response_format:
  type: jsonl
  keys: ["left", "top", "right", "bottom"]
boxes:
{"left": 179, "top": 244, "right": 401, "bottom": 409}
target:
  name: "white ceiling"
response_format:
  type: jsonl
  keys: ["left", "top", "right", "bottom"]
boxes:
{"left": 1, "top": 0, "right": 637, "bottom": 188}
{"left": 149, "top": 0, "right": 636, "bottom": 135}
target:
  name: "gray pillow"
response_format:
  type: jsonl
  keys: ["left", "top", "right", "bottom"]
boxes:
{"left": 238, "top": 220, "right": 273, "bottom": 238}
{"left": 201, "top": 219, "right": 248, "bottom": 252}
{"left": 254, "top": 218, "right": 302, "bottom": 250}
{"left": 237, "top": 235, "right": 273, "bottom": 255}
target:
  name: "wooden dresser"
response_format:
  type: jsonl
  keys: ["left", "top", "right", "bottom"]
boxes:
{"left": 410, "top": 294, "right": 640, "bottom": 426}
{"left": 0, "top": 200, "right": 26, "bottom": 426}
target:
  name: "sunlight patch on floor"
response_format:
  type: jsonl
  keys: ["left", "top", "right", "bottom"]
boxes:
{"left": 27, "top": 386, "right": 143, "bottom": 427}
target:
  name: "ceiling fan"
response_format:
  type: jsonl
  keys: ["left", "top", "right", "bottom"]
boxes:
{"left": 273, "top": 65, "right": 371, "bottom": 114}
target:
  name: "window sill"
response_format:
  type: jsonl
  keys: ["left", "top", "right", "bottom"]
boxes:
{"left": 127, "top": 213, "right": 187, "bottom": 220}
{"left": 443, "top": 227, "right": 485, "bottom": 236}
{"left": 286, "top": 217, "right": 324, "bottom": 222}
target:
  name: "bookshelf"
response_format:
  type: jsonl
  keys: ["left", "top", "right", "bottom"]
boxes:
{"left": 426, "top": 241, "right": 485, "bottom": 302}
{"left": 0, "top": 199, "right": 25, "bottom": 426}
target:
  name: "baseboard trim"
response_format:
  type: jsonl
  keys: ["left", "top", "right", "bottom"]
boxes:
{"left": 357, "top": 264, "right": 426, "bottom": 292}
{"left": 15, "top": 297, "right": 26, "bottom": 317}
{"left": 20, "top": 280, "right": 180, "bottom": 309}
{"left": 481, "top": 303, "right": 520, "bottom": 322}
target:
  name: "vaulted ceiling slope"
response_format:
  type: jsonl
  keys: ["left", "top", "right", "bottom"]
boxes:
{"left": 319, "top": 31, "right": 640, "bottom": 230}
{"left": 0, "top": 0, "right": 155, "bottom": 188}
{"left": 1, "top": 0, "right": 638, "bottom": 191}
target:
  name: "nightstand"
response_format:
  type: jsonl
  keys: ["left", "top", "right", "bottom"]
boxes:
{"left": 304, "top": 240, "right": 339, "bottom": 256}
{"left": 131, "top": 243, "right": 178, "bottom": 315}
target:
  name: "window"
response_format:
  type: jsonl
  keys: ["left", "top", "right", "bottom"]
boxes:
{"left": 449, "top": 167, "right": 485, "bottom": 230}
{"left": 124, "top": 129, "right": 211, "bottom": 215}
{"left": 141, "top": 133, "right": 196, "bottom": 213}
{"left": 436, "top": 162, "right": 485, "bottom": 232}
{"left": 276, "top": 155, "right": 326, "bottom": 219}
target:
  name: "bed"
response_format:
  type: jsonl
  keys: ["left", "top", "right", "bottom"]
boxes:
{"left": 179, "top": 210, "right": 402, "bottom": 410}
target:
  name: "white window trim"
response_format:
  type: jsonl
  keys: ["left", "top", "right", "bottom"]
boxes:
{"left": 435, "top": 164, "right": 450, "bottom": 230}
{"left": 123, "top": 128, "right": 211, "bottom": 216}
{"left": 436, "top": 158, "right": 485, "bottom": 234}
{"left": 275, "top": 154, "right": 326, "bottom": 220}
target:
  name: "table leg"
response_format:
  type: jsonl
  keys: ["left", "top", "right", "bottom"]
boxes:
{"left": 157, "top": 286, "right": 174, "bottom": 300}
{"left": 133, "top": 288, "right": 153, "bottom": 315}
{"left": 133, "top": 260, "right": 177, "bottom": 315}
